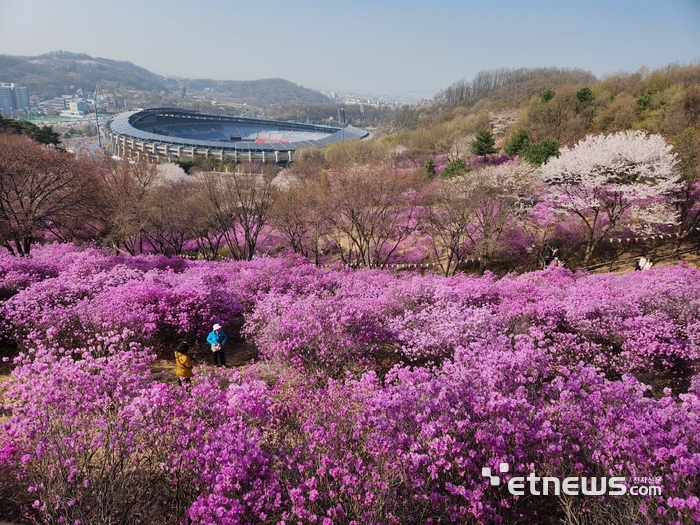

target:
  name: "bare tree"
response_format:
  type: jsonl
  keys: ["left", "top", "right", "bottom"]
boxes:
{"left": 270, "top": 171, "right": 329, "bottom": 264}
{"left": 446, "top": 135, "right": 474, "bottom": 163}
{"left": 466, "top": 164, "right": 535, "bottom": 271}
{"left": 424, "top": 162, "right": 535, "bottom": 275}
{"left": 323, "top": 164, "right": 424, "bottom": 268}
{"left": 194, "top": 165, "right": 277, "bottom": 261}
{"left": 0, "top": 133, "right": 100, "bottom": 256}
{"left": 99, "top": 158, "right": 160, "bottom": 255}
{"left": 141, "top": 180, "right": 196, "bottom": 256}
{"left": 671, "top": 128, "right": 700, "bottom": 243}
{"left": 183, "top": 184, "right": 225, "bottom": 260}
{"left": 423, "top": 178, "right": 477, "bottom": 276}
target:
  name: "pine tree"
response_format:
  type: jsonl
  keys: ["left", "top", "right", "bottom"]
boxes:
{"left": 521, "top": 138, "right": 559, "bottom": 166}
{"left": 441, "top": 158, "right": 468, "bottom": 179}
{"left": 504, "top": 130, "right": 530, "bottom": 156}
{"left": 470, "top": 130, "right": 496, "bottom": 156}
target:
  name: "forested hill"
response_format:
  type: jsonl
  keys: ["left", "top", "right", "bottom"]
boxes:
{"left": 0, "top": 51, "right": 172, "bottom": 97}
{"left": 436, "top": 66, "right": 599, "bottom": 107}
{"left": 386, "top": 62, "right": 700, "bottom": 151}
{"left": 0, "top": 51, "right": 331, "bottom": 106}
{"left": 178, "top": 78, "right": 331, "bottom": 106}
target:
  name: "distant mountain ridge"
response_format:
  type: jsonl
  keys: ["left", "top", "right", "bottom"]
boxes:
{"left": 0, "top": 51, "right": 331, "bottom": 107}
{"left": 0, "top": 51, "right": 172, "bottom": 96}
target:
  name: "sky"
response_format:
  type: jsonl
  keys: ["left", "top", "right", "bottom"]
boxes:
{"left": 1, "top": 0, "right": 699, "bottom": 99}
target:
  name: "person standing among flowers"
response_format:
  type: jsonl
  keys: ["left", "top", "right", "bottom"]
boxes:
{"left": 174, "top": 340, "right": 194, "bottom": 387}
{"left": 206, "top": 323, "right": 228, "bottom": 367}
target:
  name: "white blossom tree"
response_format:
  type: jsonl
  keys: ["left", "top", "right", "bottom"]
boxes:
{"left": 539, "top": 131, "right": 680, "bottom": 266}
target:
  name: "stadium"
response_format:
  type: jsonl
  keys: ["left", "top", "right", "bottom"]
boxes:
{"left": 105, "top": 107, "right": 370, "bottom": 165}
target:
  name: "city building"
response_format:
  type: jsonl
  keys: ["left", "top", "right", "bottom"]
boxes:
{"left": 0, "top": 83, "right": 31, "bottom": 116}
{"left": 0, "top": 85, "right": 13, "bottom": 116}
{"left": 14, "top": 86, "right": 30, "bottom": 110}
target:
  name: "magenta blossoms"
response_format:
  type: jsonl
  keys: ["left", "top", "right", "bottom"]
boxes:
{"left": 1, "top": 245, "right": 699, "bottom": 524}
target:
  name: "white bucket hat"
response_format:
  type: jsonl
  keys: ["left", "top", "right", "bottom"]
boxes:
{"left": 213, "top": 323, "right": 222, "bottom": 331}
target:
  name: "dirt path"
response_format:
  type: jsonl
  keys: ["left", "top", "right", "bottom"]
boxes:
{"left": 152, "top": 339, "right": 259, "bottom": 384}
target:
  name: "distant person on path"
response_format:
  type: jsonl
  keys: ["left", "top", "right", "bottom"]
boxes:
{"left": 174, "top": 340, "right": 194, "bottom": 387}
{"left": 207, "top": 323, "right": 228, "bottom": 367}
{"left": 543, "top": 251, "right": 553, "bottom": 269}
{"left": 635, "top": 256, "right": 647, "bottom": 271}
{"left": 543, "top": 247, "right": 559, "bottom": 269}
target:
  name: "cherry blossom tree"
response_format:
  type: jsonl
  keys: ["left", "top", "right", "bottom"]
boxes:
{"left": 539, "top": 130, "right": 680, "bottom": 266}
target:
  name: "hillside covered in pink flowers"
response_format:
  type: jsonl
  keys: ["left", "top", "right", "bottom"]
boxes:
{"left": 1, "top": 243, "right": 699, "bottom": 524}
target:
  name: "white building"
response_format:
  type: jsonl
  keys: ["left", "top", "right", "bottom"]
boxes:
{"left": 60, "top": 100, "right": 89, "bottom": 117}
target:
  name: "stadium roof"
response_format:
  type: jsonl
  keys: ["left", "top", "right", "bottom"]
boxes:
{"left": 106, "top": 108, "right": 369, "bottom": 153}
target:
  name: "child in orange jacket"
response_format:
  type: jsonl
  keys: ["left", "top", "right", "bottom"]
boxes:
{"left": 174, "top": 340, "right": 194, "bottom": 387}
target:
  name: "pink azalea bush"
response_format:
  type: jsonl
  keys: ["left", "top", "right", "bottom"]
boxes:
{"left": 1, "top": 243, "right": 699, "bottom": 523}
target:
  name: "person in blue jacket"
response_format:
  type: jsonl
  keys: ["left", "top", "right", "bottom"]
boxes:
{"left": 206, "top": 323, "right": 228, "bottom": 367}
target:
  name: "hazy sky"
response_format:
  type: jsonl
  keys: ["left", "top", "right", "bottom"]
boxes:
{"left": 1, "top": 0, "right": 699, "bottom": 98}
